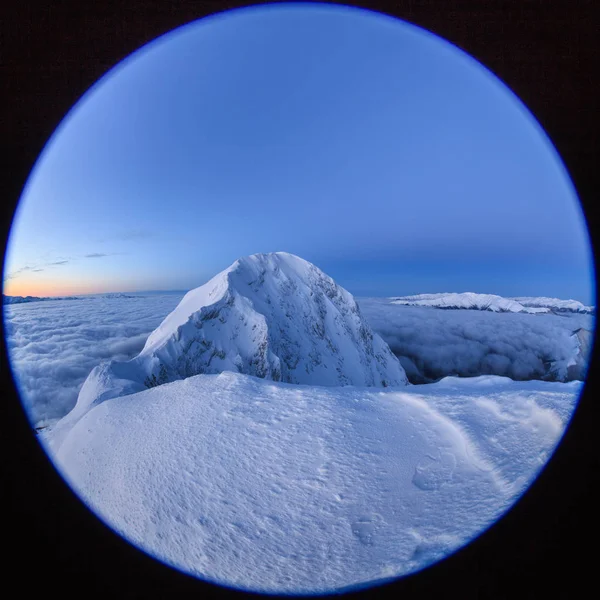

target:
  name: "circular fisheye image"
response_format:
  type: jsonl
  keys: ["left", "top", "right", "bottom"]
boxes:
{"left": 2, "top": 2, "right": 596, "bottom": 595}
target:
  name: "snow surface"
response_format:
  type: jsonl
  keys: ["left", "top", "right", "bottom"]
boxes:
{"left": 359, "top": 297, "right": 594, "bottom": 384}
{"left": 42, "top": 372, "right": 581, "bottom": 594}
{"left": 390, "top": 292, "right": 550, "bottom": 313}
{"left": 71, "top": 253, "right": 407, "bottom": 420}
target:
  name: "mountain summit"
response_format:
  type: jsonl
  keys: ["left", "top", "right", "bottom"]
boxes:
{"left": 72, "top": 252, "right": 408, "bottom": 417}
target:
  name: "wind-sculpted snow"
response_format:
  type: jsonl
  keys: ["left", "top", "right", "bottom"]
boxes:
{"left": 358, "top": 298, "right": 594, "bottom": 384}
{"left": 42, "top": 372, "right": 581, "bottom": 594}
{"left": 3, "top": 293, "right": 184, "bottom": 426}
{"left": 72, "top": 253, "right": 407, "bottom": 419}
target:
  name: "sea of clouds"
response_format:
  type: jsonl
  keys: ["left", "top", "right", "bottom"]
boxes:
{"left": 3, "top": 293, "right": 594, "bottom": 428}
{"left": 3, "top": 293, "right": 184, "bottom": 427}
{"left": 357, "top": 298, "right": 594, "bottom": 384}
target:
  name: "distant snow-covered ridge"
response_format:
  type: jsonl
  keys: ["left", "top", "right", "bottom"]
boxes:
{"left": 67, "top": 252, "right": 407, "bottom": 423}
{"left": 390, "top": 292, "right": 594, "bottom": 314}
{"left": 509, "top": 296, "right": 594, "bottom": 314}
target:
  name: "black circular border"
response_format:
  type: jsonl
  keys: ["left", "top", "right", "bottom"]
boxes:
{"left": 1, "top": 1, "right": 598, "bottom": 598}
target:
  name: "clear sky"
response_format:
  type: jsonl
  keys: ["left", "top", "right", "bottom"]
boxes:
{"left": 3, "top": 2, "right": 595, "bottom": 303}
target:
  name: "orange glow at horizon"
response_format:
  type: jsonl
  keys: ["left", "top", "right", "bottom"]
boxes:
{"left": 3, "top": 277, "right": 121, "bottom": 298}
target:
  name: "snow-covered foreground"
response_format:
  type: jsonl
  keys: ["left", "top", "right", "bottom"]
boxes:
{"left": 3, "top": 293, "right": 184, "bottom": 426}
{"left": 42, "top": 372, "right": 581, "bottom": 594}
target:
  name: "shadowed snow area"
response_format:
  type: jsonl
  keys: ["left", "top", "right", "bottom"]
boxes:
{"left": 71, "top": 253, "right": 407, "bottom": 421}
{"left": 42, "top": 372, "right": 580, "bottom": 594}
{"left": 358, "top": 297, "right": 594, "bottom": 384}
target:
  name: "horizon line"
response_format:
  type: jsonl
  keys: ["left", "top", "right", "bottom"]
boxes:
{"left": 2, "top": 289, "right": 595, "bottom": 305}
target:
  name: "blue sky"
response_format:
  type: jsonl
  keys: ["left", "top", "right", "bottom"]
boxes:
{"left": 3, "top": 2, "right": 595, "bottom": 303}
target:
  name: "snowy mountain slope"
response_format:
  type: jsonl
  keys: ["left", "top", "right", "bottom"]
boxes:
{"left": 67, "top": 253, "right": 407, "bottom": 424}
{"left": 358, "top": 298, "right": 594, "bottom": 384}
{"left": 390, "top": 292, "right": 550, "bottom": 313}
{"left": 42, "top": 371, "right": 580, "bottom": 594}
{"left": 509, "top": 296, "right": 594, "bottom": 314}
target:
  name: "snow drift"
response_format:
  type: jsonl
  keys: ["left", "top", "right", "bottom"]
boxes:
{"left": 43, "top": 371, "right": 580, "bottom": 594}
{"left": 71, "top": 253, "right": 407, "bottom": 418}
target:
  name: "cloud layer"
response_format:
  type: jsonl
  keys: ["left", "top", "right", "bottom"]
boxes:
{"left": 4, "top": 294, "right": 183, "bottom": 426}
{"left": 4, "top": 293, "right": 594, "bottom": 428}
{"left": 358, "top": 298, "right": 595, "bottom": 384}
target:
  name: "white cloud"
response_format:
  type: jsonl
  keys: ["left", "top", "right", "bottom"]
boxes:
{"left": 4, "top": 294, "right": 183, "bottom": 426}
{"left": 357, "top": 298, "right": 594, "bottom": 383}
{"left": 4, "top": 292, "right": 594, "bottom": 429}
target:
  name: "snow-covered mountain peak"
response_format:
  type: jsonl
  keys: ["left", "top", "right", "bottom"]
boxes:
{"left": 142, "top": 252, "right": 354, "bottom": 355}
{"left": 69, "top": 253, "right": 408, "bottom": 422}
